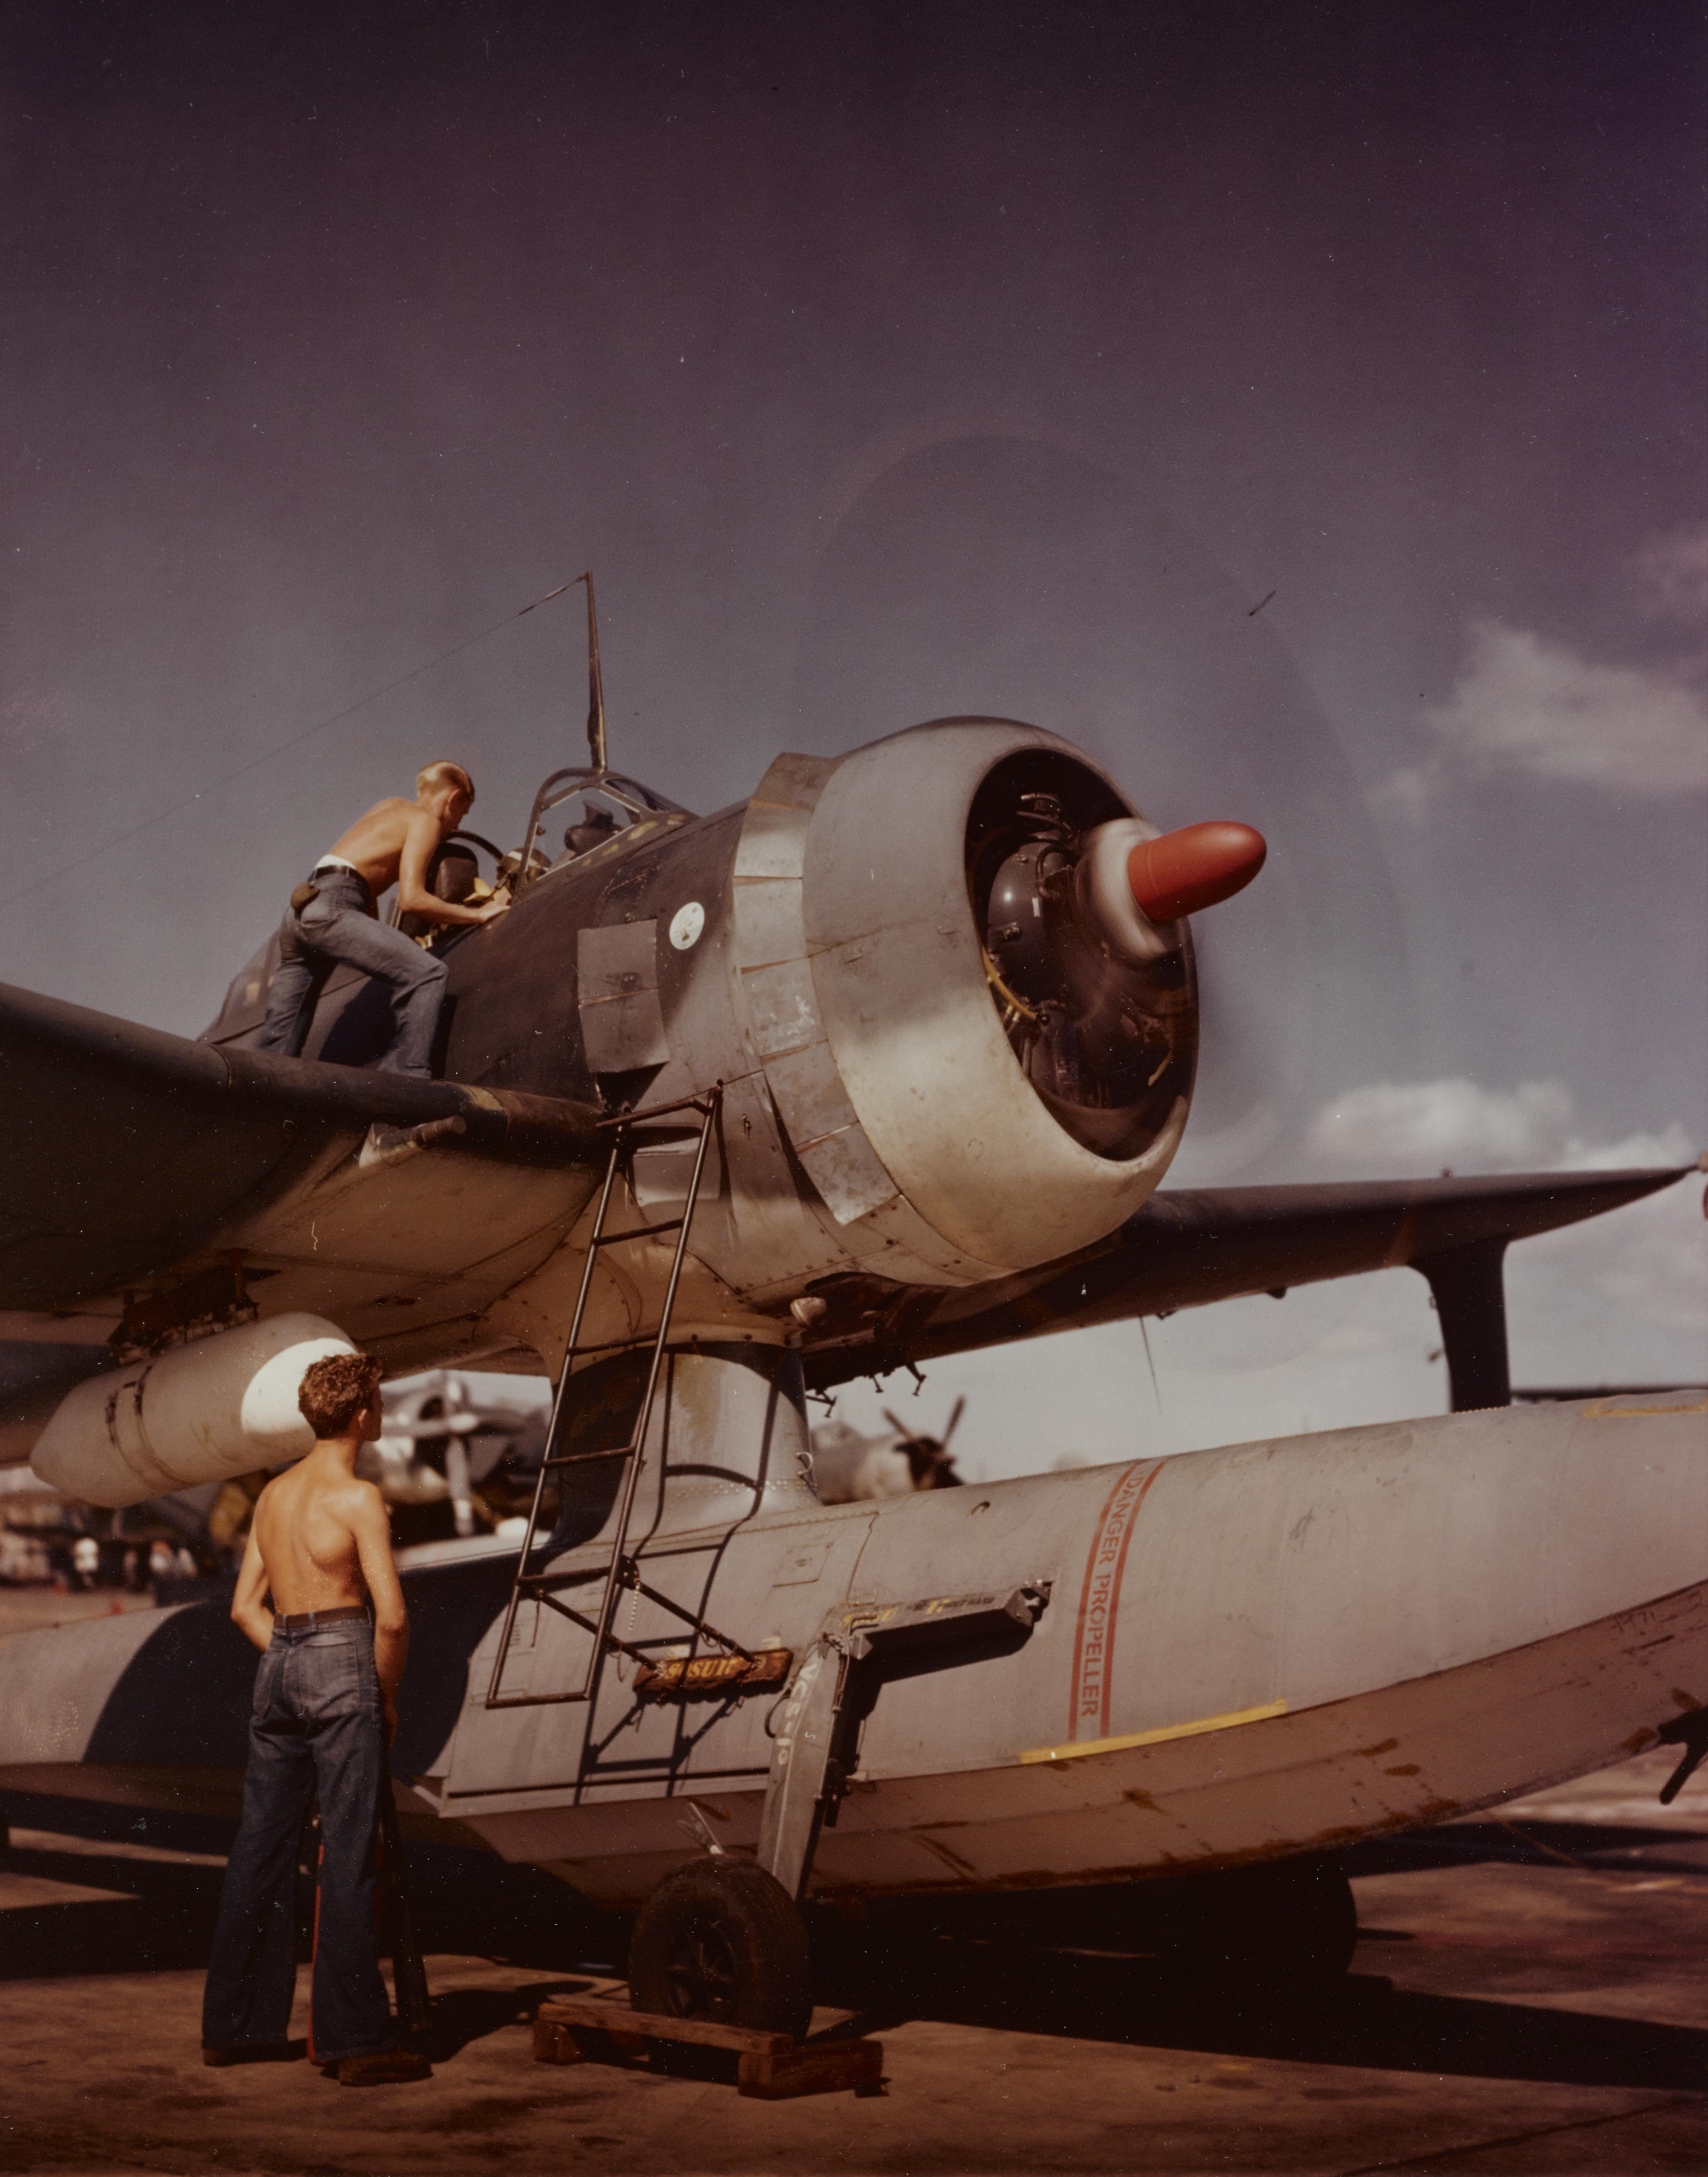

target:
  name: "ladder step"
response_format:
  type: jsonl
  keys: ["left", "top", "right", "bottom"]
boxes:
{"left": 597, "top": 1089, "right": 720, "bottom": 1125}
{"left": 591, "top": 1216, "right": 685, "bottom": 1247}
{"left": 542, "top": 1441, "right": 637, "bottom": 1471}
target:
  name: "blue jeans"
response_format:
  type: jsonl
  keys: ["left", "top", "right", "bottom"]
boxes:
{"left": 202, "top": 1619, "right": 396, "bottom": 2063}
{"left": 255, "top": 868, "right": 447, "bottom": 1078}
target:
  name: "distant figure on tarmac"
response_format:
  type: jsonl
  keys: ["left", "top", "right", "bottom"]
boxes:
{"left": 201, "top": 1352, "right": 430, "bottom": 2085}
{"left": 255, "top": 760, "right": 508, "bottom": 1078}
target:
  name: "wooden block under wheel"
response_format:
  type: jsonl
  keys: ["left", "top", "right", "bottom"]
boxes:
{"left": 535, "top": 1997, "right": 791, "bottom": 2058}
{"left": 532, "top": 2018, "right": 588, "bottom": 2066}
{"left": 533, "top": 1998, "right": 885, "bottom": 2097}
{"left": 736, "top": 2038, "right": 885, "bottom": 2100}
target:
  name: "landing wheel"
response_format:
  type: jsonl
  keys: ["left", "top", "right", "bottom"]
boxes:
{"left": 1162, "top": 1857, "right": 1358, "bottom": 1988}
{"left": 628, "top": 1857, "right": 813, "bottom": 2039}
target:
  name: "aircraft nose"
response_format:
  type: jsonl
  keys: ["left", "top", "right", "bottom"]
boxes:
{"left": 1126, "top": 821, "right": 1267, "bottom": 922}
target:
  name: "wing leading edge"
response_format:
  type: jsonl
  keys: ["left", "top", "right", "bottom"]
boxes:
{"left": 805, "top": 1165, "right": 1696, "bottom": 1409}
{"left": 0, "top": 978, "right": 602, "bottom": 1312}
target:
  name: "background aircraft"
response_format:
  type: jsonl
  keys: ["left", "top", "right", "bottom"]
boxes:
{"left": 808, "top": 1399, "right": 967, "bottom": 1503}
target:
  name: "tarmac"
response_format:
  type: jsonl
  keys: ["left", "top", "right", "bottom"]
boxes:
{"left": 0, "top": 1588, "right": 1703, "bottom": 2176}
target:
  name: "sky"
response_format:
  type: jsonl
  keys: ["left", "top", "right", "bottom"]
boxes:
{"left": 2, "top": 2, "right": 1703, "bottom": 1479}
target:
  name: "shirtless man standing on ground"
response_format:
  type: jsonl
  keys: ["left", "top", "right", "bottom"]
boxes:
{"left": 202, "top": 1352, "right": 430, "bottom": 2085}
{"left": 256, "top": 760, "right": 508, "bottom": 1078}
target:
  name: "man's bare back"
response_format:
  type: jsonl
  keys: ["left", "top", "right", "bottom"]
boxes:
{"left": 251, "top": 1456, "right": 386, "bottom": 1617}
{"left": 325, "top": 768, "right": 508, "bottom": 933}
{"left": 327, "top": 795, "right": 439, "bottom": 897}
{"left": 232, "top": 1405, "right": 410, "bottom": 1739}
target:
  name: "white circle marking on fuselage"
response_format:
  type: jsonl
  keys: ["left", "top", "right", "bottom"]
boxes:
{"left": 669, "top": 901, "right": 706, "bottom": 951}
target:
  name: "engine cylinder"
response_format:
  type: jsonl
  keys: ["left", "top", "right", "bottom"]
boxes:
{"left": 30, "top": 1311, "right": 355, "bottom": 1507}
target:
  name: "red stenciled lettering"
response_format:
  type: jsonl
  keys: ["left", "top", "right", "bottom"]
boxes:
{"left": 1065, "top": 1461, "right": 1168, "bottom": 1741}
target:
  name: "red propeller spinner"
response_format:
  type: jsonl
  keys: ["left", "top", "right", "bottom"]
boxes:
{"left": 1126, "top": 820, "right": 1267, "bottom": 922}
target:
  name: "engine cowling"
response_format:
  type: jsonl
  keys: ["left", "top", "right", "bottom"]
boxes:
{"left": 724, "top": 718, "right": 1199, "bottom": 1284}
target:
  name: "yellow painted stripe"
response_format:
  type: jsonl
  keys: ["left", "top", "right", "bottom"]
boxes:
{"left": 1585, "top": 1394, "right": 1708, "bottom": 1417}
{"left": 1019, "top": 1697, "right": 1288, "bottom": 1766}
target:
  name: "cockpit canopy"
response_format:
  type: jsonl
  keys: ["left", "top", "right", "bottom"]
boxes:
{"left": 513, "top": 767, "right": 693, "bottom": 886}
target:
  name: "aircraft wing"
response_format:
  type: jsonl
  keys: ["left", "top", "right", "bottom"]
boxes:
{"left": 806, "top": 1164, "right": 1697, "bottom": 1410}
{"left": 0, "top": 977, "right": 602, "bottom": 1314}
{"left": 1, "top": 975, "right": 1694, "bottom": 1435}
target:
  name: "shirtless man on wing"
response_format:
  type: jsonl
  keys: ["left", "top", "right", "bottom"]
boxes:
{"left": 257, "top": 760, "right": 509, "bottom": 1078}
{"left": 202, "top": 1352, "right": 430, "bottom": 2084}
{"left": 319, "top": 766, "right": 507, "bottom": 932}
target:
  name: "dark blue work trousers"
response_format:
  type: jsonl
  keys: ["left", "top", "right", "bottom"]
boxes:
{"left": 255, "top": 866, "right": 447, "bottom": 1078}
{"left": 202, "top": 1619, "right": 395, "bottom": 2063}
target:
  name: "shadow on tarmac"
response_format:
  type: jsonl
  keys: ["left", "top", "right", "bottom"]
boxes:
{"left": 420, "top": 1979, "right": 593, "bottom": 2063}
{"left": 811, "top": 1943, "right": 1708, "bottom": 2097}
{"left": 1341, "top": 1817, "right": 1708, "bottom": 1880}
{"left": 4, "top": 1799, "right": 1705, "bottom": 2101}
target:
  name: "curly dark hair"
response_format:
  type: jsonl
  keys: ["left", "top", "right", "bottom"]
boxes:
{"left": 298, "top": 1351, "right": 384, "bottom": 1438}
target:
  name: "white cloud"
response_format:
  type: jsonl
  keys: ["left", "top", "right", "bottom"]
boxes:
{"left": 1558, "top": 1124, "right": 1700, "bottom": 1171}
{"left": 1306, "top": 1074, "right": 1697, "bottom": 1177}
{"left": 1305, "top": 1076, "right": 1577, "bottom": 1172}
{"left": 1637, "top": 521, "right": 1708, "bottom": 625}
{"left": 1423, "top": 617, "right": 1707, "bottom": 795}
{"left": 1370, "top": 760, "right": 1441, "bottom": 823}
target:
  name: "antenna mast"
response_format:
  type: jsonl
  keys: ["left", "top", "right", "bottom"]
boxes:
{"left": 577, "top": 570, "right": 608, "bottom": 776}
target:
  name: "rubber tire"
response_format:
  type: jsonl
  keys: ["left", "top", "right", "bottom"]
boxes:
{"left": 628, "top": 1858, "right": 813, "bottom": 2040}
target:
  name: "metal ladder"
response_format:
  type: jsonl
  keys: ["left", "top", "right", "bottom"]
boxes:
{"left": 484, "top": 1084, "right": 753, "bottom": 1708}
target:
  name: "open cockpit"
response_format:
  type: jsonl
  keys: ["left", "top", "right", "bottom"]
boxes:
{"left": 202, "top": 755, "right": 696, "bottom": 1063}
{"left": 397, "top": 766, "right": 695, "bottom": 942}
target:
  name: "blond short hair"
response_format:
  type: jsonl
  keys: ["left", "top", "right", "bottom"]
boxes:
{"left": 417, "top": 759, "right": 475, "bottom": 804}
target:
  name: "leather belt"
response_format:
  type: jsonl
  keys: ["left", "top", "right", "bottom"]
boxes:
{"left": 290, "top": 864, "right": 373, "bottom": 915}
{"left": 275, "top": 1605, "right": 370, "bottom": 1629}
